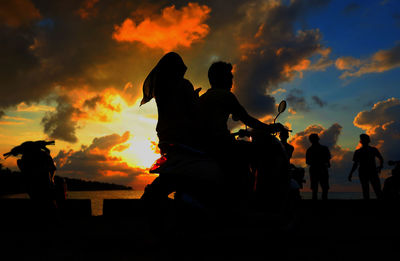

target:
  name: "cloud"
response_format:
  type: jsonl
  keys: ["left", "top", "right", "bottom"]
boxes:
{"left": 335, "top": 56, "right": 362, "bottom": 70}
{"left": 232, "top": 0, "right": 331, "bottom": 117}
{"left": 0, "top": 0, "right": 333, "bottom": 150}
{"left": 309, "top": 48, "right": 333, "bottom": 71}
{"left": 0, "top": 1, "right": 154, "bottom": 114}
{"left": 54, "top": 131, "right": 151, "bottom": 189}
{"left": 289, "top": 123, "right": 355, "bottom": 192}
{"left": 41, "top": 96, "right": 81, "bottom": 143}
{"left": 16, "top": 102, "right": 55, "bottom": 112}
{"left": 113, "top": 3, "right": 211, "bottom": 52}
{"left": 0, "top": 0, "right": 41, "bottom": 27}
{"left": 337, "top": 43, "right": 400, "bottom": 78}
{"left": 353, "top": 97, "right": 400, "bottom": 161}
{"left": 286, "top": 89, "right": 309, "bottom": 112}
{"left": 312, "top": 96, "right": 326, "bottom": 107}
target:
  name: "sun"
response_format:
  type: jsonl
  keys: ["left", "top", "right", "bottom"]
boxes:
{"left": 114, "top": 136, "right": 160, "bottom": 169}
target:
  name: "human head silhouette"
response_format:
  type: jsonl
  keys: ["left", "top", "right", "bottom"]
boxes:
{"left": 309, "top": 133, "right": 319, "bottom": 144}
{"left": 141, "top": 52, "right": 187, "bottom": 105}
{"left": 279, "top": 129, "right": 289, "bottom": 142}
{"left": 156, "top": 52, "right": 187, "bottom": 80}
{"left": 360, "top": 134, "right": 370, "bottom": 146}
{"left": 208, "top": 61, "right": 233, "bottom": 91}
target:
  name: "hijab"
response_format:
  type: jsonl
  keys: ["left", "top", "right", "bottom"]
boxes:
{"left": 140, "top": 52, "right": 187, "bottom": 106}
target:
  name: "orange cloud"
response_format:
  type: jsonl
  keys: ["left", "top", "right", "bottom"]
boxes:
{"left": 113, "top": 3, "right": 211, "bottom": 52}
{"left": 17, "top": 102, "right": 55, "bottom": 112}
{"left": 0, "top": 115, "right": 31, "bottom": 125}
{"left": 337, "top": 43, "right": 400, "bottom": 78}
{"left": 353, "top": 98, "right": 400, "bottom": 161}
{"left": 54, "top": 132, "right": 157, "bottom": 189}
{"left": 282, "top": 59, "right": 311, "bottom": 79}
{"left": 0, "top": 0, "right": 41, "bottom": 27}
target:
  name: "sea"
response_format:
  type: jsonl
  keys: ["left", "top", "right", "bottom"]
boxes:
{"left": 1, "top": 191, "right": 375, "bottom": 216}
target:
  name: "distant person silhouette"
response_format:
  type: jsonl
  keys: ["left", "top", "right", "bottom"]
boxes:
{"left": 140, "top": 52, "right": 201, "bottom": 202}
{"left": 383, "top": 160, "right": 400, "bottom": 200}
{"left": 3, "top": 140, "right": 58, "bottom": 215}
{"left": 348, "top": 134, "right": 383, "bottom": 200}
{"left": 279, "top": 128, "right": 294, "bottom": 160}
{"left": 306, "top": 134, "right": 331, "bottom": 200}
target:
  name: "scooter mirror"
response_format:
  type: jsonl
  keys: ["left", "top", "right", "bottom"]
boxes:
{"left": 274, "top": 100, "right": 287, "bottom": 124}
{"left": 278, "top": 100, "right": 287, "bottom": 114}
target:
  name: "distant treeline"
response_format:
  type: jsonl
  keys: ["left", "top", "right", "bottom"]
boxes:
{"left": 62, "top": 177, "right": 132, "bottom": 191}
{"left": 0, "top": 164, "right": 132, "bottom": 195}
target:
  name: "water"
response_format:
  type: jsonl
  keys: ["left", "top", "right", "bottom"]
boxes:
{"left": 2, "top": 190, "right": 375, "bottom": 216}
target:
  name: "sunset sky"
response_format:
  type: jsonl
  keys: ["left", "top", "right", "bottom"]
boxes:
{"left": 1, "top": 0, "right": 399, "bottom": 191}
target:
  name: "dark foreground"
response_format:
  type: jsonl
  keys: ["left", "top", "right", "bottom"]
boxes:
{"left": 1, "top": 199, "right": 399, "bottom": 260}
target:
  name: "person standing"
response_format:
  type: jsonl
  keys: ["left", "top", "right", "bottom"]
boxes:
{"left": 348, "top": 134, "right": 383, "bottom": 200}
{"left": 279, "top": 128, "right": 294, "bottom": 161}
{"left": 306, "top": 133, "right": 331, "bottom": 200}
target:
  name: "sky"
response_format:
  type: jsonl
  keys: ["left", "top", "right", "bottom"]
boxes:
{"left": 0, "top": 0, "right": 399, "bottom": 191}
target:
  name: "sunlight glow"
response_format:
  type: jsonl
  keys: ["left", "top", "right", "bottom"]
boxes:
{"left": 112, "top": 136, "right": 159, "bottom": 169}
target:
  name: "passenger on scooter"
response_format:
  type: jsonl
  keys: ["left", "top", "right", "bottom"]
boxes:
{"left": 140, "top": 52, "right": 201, "bottom": 202}
{"left": 140, "top": 52, "right": 200, "bottom": 150}
{"left": 198, "top": 61, "right": 284, "bottom": 198}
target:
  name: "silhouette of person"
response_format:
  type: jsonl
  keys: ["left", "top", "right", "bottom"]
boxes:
{"left": 279, "top": 129, "right": 294, "bottom": 161}
{"left": 348, "top": 134, "right": 383, "bottom": 200}
{"left": 383, "top": 160, "right": 400, "bottom": 200}
{"left": 198, "top": 61, "right": 284, "bottom": 200}
{"left": 306, "top": 134, "right": 331, "bottom": 200}
{"left": 199, "top": 61, "right": 282, "bottom": 146}
{"left": 140, "top": 52, "right": 201, "bottom": 202}
{"left": 141, "top": 52, "right": 200, "bottom": 150}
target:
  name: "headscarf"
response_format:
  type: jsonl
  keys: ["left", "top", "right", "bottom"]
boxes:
{"left": 140, "top": 52, "right": 187, "bottom": 106}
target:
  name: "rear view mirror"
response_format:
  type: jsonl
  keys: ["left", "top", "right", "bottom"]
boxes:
{"left": 274, "top": 100, "right": 287, "bottom": 123}
{"left": 278, "top": 100, "right": 287, "bottom": 114}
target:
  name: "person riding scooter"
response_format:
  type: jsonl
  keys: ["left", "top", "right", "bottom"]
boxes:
{"left": 198, "top": 61, "right": 285, "bottom": 202}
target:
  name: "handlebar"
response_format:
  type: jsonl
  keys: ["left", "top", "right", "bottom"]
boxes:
{"left": 232, "top": 127, "right": 292, "bottom": 138}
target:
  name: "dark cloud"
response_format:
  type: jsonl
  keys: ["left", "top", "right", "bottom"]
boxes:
{"left": 233, "top": 0, "right": 330, "bottom": 117}
{"left": 286, "top": 89, "right": 309, "bottom": 112}
{"left": 342, "top": 3, "right": 360, "bottom": 15}
{"left": 41, "top": 95, "right": 81, "bottom": 143}
{"left": 312, "top": 95, "right": 326, "bottom": 107}
{"left": 0, "top": 0, "right": 41, "bottom": 27}
{"left": 0, "top": 111, "right": 4, "bottom": 118}
{"left": 0, "top": 0, "right": 158, "bottom": 113}
{"left": 0, "top": 0, "right": 331, "bottom": 141}
{"left": 83, "top": 95, "right": 102, "bottom": 109}
{"left": 54, "top": 131, "right": 148, "bottom": 188}
{"left": 353, "top": 97, "right": 400, "bottom": 162}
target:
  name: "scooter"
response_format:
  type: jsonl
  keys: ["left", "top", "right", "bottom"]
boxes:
{"left": 143, "top": 101, "right": 291, "bottom": 211}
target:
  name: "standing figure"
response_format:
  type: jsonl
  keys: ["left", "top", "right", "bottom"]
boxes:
{"left": 348, "top": 134, "right": 383, "bottom": 200}
{"left": 279, "top": 129, "right": 294, "bottom": 161}
{"left": 306, "top": 133, "right": 331, "bottom": 200}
